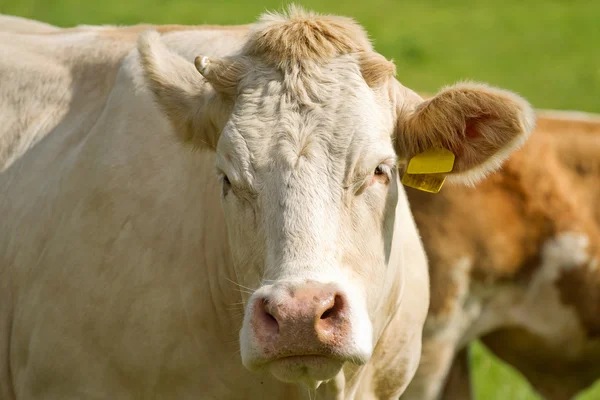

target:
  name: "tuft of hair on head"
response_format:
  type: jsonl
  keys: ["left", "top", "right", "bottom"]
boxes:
{"left": 243, "top": 4, "right": 373, "bottom": 70}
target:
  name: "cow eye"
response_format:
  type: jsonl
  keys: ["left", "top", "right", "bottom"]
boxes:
{"left": 220, "top": 174, "right": 232, "bottom": 197}
{"left": 370, "top": 164, "right": 391, "bottom": 186}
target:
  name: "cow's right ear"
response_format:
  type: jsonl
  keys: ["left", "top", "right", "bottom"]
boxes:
{"left": 137, "top": 30, "right": 244, "bottom": 150}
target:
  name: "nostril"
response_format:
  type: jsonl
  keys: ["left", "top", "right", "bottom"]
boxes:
{"left": 320, "top": 294, "right": 345, "bottom": 320}
{"left": 264, "top": 311, "right": 278, "bottom": 328}
{"left": 256, "top": 298, "right": 279, "bottom": 335}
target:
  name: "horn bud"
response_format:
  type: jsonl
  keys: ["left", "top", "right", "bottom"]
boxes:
{"left": 194, "top": 55, "right": 244, "bottom": 96}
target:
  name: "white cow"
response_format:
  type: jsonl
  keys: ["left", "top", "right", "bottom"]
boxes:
{"left": 0, "top": 6, "right": 534, "bottom": 399}
{"left": 0, "top": 15, "right": 59, "bottom": 33}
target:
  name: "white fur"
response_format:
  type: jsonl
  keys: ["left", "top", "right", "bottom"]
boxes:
{"left": 0, "top": 14, "right": 60, "bottom": 33}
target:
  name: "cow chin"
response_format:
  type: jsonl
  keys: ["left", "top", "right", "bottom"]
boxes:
{"left": 268, "top": 355, "right": 344, "bottom": 389}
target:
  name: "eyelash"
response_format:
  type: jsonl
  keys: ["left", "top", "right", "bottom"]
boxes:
{"left": 218, "top": 173, "right": 232, "bottom": 197}
{"left": 375, "top": 164, "right": 392, "bottom": 179}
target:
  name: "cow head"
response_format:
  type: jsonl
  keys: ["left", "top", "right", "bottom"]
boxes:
{"left": 138, "top": 5, "right": 534, "bottom": 390}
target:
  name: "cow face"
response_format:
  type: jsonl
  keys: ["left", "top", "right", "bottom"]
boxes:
{"left": 139, "top": 6, "right": 534, "bottom": 390}
{"left": 217, "top": 56, "right": 400, "bottom": 386}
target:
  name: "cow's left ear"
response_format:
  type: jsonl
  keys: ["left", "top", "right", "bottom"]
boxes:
{"left": 395, "top": 82, "right": 535, "bottom": 185}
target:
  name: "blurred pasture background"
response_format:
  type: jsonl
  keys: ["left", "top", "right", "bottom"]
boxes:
{"left": 2, "top": 0, "right": 599, "bottom": 398}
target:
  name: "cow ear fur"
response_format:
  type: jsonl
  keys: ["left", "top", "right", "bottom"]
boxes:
{"left": 138, "top": 30, "right": 235, "bottom": 150}
{"left": 396, "top": 82, "right": 535, "bottom": 185}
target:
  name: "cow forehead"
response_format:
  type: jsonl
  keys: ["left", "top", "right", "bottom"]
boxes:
{"left": 218, "top": 60, "right": 395, "bottom": 182}
{"left": 211, "top": 5, "right": 401, "bottom": 178}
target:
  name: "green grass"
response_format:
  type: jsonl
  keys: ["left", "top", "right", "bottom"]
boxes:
{"left": 2, "top": 0, "right": 599, "bottom": 398}
{"left": 471, "top": 342, "right": 541, "bottom": 400}
{"left": 472, "top": 341, "right": 600, "bottom": 400}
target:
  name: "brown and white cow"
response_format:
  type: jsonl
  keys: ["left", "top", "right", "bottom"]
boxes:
{"left": 0, "top": 7, "right": 533, "bottom": 399}
{"left": 403, "top": 110, "right": 600, "bottom": 400}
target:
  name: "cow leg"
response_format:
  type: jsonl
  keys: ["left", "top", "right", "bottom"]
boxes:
{"left": 440, "top": 346, "right": 473, "bottom": 400}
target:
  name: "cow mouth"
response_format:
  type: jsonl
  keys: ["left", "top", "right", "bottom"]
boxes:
{"left": 267, "top": 355, "right": 344, "bottom": 389}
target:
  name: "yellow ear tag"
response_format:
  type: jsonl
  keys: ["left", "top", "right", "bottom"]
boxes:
{"left": 401, "top": 148, "right": 455, "bottom": 193}
{"left": 401, "top": 173, "right": 446, "bottom": 193}
{"left": 406, "top": 147, "right": 455, "bottom": 175}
